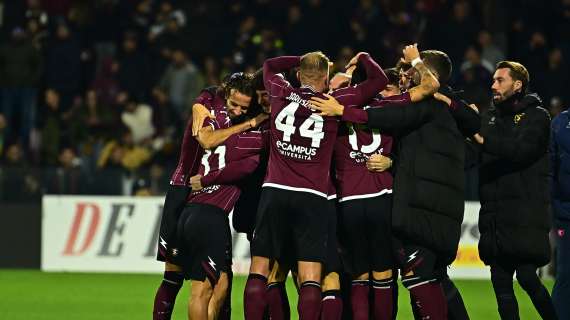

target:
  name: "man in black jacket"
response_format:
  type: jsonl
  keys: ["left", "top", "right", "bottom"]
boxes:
{"left": 311, "top": 47, "right": 467, "bottom": 319}
{"left": 472, "top": 61, "right": 557, "bottom": 320}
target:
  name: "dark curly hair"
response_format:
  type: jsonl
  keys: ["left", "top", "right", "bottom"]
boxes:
{"left": 217, "top": 72, "right": 255, "bottom": 99}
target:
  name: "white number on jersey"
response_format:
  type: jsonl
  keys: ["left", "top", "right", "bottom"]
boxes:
{"left": 200, "top": 145, "right": 226, "bottom": 175}
{"left": 347, "top": 123, "right": 381, "bottom": 153}
{"left": 275, "top": 102, "right": 325, "bottom": 148}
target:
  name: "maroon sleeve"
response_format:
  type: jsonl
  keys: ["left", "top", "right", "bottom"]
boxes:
{"left": 341, "top": 107, "right": 369, "bottom": 124}
{"left": 263, "top": 56, "right": 300, "bottom": 98}
{"left": 234, "top": 131, "right": 265, "bottom": 158}
{"left": 201, "top": 156, "right": 260, "bottom": 186}
{"left": 336, "top": 53, "right": 387, "bottom": 108}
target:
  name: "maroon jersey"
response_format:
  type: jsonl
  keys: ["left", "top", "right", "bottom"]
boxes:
{"left": 188, "top": 130, "right": 267, "bottom": 213}
{"left": 170, "top": 89, "right": 232, "bottom": 186}
{"left": 334, "top": 92, "right": 411, "bottom": 202}
{"left": 262, "top": 54, "right": 387, "bottom": 198}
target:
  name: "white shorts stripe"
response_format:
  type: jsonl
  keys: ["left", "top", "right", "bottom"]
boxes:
{"left": 262, "top": 183, "right": 328, "bottom": 198}
{"left": 338, "top": 189, "right": 393, "bottom": 202}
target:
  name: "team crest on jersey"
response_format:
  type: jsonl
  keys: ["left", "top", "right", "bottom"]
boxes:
{"left": 514, "top": 113, "right": 525, "bottom": 125}
{"left": 488, "top": 116, "right": 496, "bottom": 125}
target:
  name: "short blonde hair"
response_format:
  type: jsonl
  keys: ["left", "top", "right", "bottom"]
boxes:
{"left": 300, "top": 51, "right": 330, "bottom": 83}
{"left": 496, "top": 61, "right": 530, "bottom": 93}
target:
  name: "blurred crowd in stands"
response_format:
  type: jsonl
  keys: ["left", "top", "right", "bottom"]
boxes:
{"left": 0, "top": 0, "right": 569, "bottom": 201}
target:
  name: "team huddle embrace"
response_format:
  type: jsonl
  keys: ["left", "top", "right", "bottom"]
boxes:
{"left": 152, "top": 44, "right": 557, "bottom": 320}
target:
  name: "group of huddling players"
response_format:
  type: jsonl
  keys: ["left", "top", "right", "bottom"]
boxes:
{"left": 151, "top": 43, "right": 560, "bottom": 320}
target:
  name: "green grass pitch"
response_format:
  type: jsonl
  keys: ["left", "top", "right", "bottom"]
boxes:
{"left": 0, "top": 270, "right": 553, "bottom": 319}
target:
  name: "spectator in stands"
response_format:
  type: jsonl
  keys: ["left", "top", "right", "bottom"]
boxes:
{"left": 1, "top": 143, "right": 40, "bottom": 202}
{"left": 478, "top": 30, "right": 505, "bottom": 67}
{"left": 25, "top": 0, "right": 49, "bottom": 31}
{"left": 117, "top": 32, "right": 150, "bottom": 102}
{"left": 148, "top": 1, "right": 185, "bottom": 42}
{"left": 149, "top": 13, "right": 185, "bottom": 83}
{"left": 91, "top": 57, "right": 121, "bottom": 107}
{"left": 203, "top": 56, "right": 221, "bottom": 86}
{"left": 120, "top": 95, "right": 155, "bottom": 145}
{"left": 458, "top": 45, "right": 493, "bottom": 111}
{"left": 536, "top": 48, "right": 569, "bottom": 108}
{"left": 44, "top": 147, "right": 85, "bottom": 195}
{"left": 436, "top": 0, "right": 480, "bottom": 75}
{"left": 91, "top": 0, "right": 122, "bottom": 69}
{"left": 132, "top": 175, "right": 153, "bottom": 196}
{"left": 68, "top": 89, "right": 117, "bottom": 149}
{"left": 26, "top": 18, "right": 48, "bottom": 50}
{"left": 97, "top": 130, "right": 152, "bottom": 172}
{"left": 0, "top": 27, "right": 42, "bottom": 148}
{"left": 44, "top": 21, "right": 82, "bottom": 111}
{"left": 152, "top": 47, "right": 203, "bottom": 126}
{"left": 0, "top": 114, "right": 6, "bottom": 158}
{"left": 40, "top": 89, "right": 64, "bottom": 165}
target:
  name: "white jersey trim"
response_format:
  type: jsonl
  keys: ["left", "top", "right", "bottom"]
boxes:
{"left": 338, "top": 188, "right": 393, "bottom": 202}
{"left": 262, "top": 183, "right": 328, "bottom": 198}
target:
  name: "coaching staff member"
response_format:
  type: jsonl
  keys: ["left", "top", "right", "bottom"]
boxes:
{"left": 473, "top": 61, "right": 557, "bottom": 319}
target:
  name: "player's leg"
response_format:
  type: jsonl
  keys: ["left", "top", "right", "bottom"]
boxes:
{"left": 320, "top": 202, "right": 343, "bottom": 320}
{"left": 338, "top": 199, "right": 371, "bottom": 320}
{"left": 246, "top": 188, "right": 285, "bottom": 320}
{"left": 295, "top": 193, "right": 329, "bottom": 320}
{"left": 216, "top": 269, "right": 233, "bottom": 320}
{"left": 515, "top": 264, "right": 557, "bottom": 320}
{"left": 153, "top": 187, "right": 190, "bottom": 320}
{"left": 179, "top": 204, "right": 231, "bottom": 320}
{"left": 210, "top": 234, "right": 234, "bottom": 320}
{"left": 371, "top": 270, "right": 393, "bottom": 320}
{"left": 398, "top": 245, "right": 447, "bottom": 319}
{"left": 368, "top": 195, "right": 396, "bottom": 320}
{"left": 321, "top": 272, "right": 343, "bottom": 320}
{"left": 189, "top": 278, "right": 215, "bottom": 319}
{"left": 490, "top": 261, "right": 518, "bottom": 319}
{"left": 207, "top": 272, "right": 230, "bottom": 320}
{"left": 297, "top": 261, "right": 323, "bottom": 320}
{"left": 154, "top": 262, "right": 185, "bottom": 320}
{"left": 267, "top": 260, "right": 291, "bottom": 320}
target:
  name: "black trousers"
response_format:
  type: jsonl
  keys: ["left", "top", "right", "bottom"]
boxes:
{"left": 490, "top": 260, "right": 557, "bottom": 320}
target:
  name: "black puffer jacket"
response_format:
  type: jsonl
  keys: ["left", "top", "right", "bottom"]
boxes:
{"left": 477, "top": 93, "right": 551, "bottom": 266}
{"left": 352, "top": 97, "right": 465, "bottom": 265}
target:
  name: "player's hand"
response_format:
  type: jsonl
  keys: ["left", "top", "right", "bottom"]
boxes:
{"left": 468, "top": 103, "right": 479, "bottom": 114}
{"left": 473, "top": 133, "right": 484, "bottom": 144}
{"left": 346, "top": 52, "right": 368, "bottom": 69}
{"left": 189, "top": 174, "right": 203, "bottom": 191}
{"left": 433, "top": 92, "right": 452, "bottom": 106}
{"left": 310, "top": 94, "right": 344, "bottom": 116}
{"left": 192, "top": 104, "right": 215, "bottom": 136}
{"left": 402, "top": 44, "right": 420, "bottom": 64}
{"left": 366, "top": 154, "right": 392, "bottom": 172}
{"left": 250, "top": 113, "right": 269, "bottom": 128}
{"left": 329, "top": 72, "right": 352, "bottom": 90}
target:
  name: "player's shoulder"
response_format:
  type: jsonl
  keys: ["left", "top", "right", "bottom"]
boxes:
{"left": 525, "top": 105, "right": 551, "bottom": 123}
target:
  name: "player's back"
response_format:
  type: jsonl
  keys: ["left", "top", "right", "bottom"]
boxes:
{"left": 262, "top": 53, "right": 387, "bottom": 198}
{"left": 263, "top": 86, "right": 339, "bottom": 198}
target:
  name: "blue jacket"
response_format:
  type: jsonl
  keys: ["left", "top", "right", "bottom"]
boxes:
{"left": 550, "top": 110, "right": 570, "bottom": 220}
